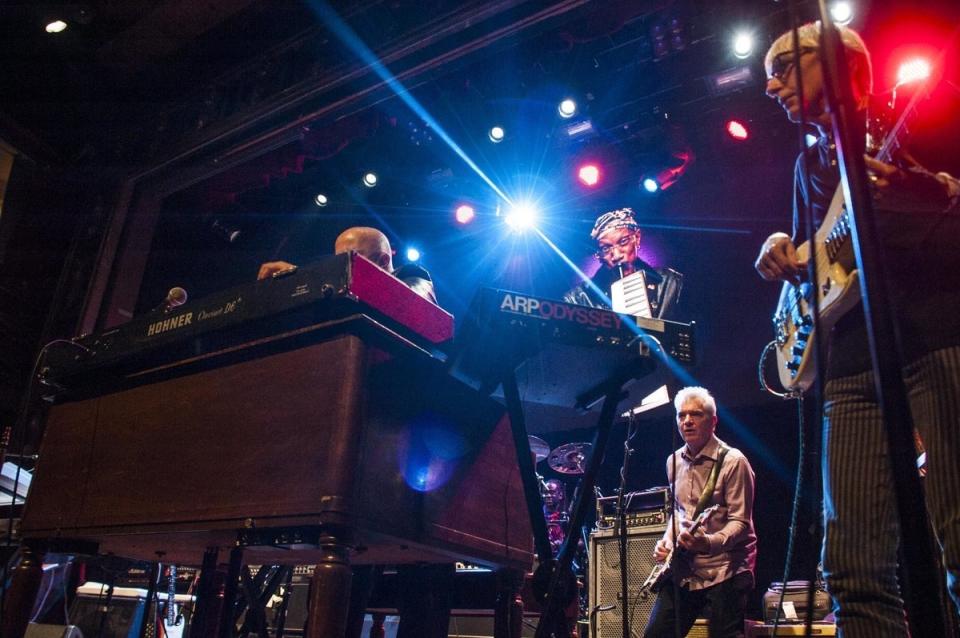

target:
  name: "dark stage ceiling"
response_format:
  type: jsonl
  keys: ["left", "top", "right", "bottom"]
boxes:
{"left": 2, "top": 0, "right": 960, "bottom": 417}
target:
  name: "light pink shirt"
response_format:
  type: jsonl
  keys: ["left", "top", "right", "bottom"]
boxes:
{"left": 661, "top": 435, "right": 757, "bottom": 590}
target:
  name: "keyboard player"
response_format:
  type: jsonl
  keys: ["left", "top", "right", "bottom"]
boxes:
{"left": 564, "top": 207, "right": 683, "bottom": 320}
{"left": 257, "top": 225, "right": 439, "bottom": 305}
{"left": 261, "top": 225, "right": 455, "bottom": 637}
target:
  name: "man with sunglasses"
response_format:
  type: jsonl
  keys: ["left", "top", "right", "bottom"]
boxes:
{"left": 754, "top": 22, "right": 960, "bottom": 637}
{"left": 564, "top": 207, "right": 683, "bottom": 319}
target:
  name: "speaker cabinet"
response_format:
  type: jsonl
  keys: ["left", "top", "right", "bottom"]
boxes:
{"left": 589, "top": 523, "right": 666, "bottom": 638}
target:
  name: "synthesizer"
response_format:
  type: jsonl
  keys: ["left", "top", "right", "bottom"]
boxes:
{"left": 449, "top": 288, "right": 695, "bottom": 408}
{"left": 43, "top": 252, "right": 452, "bottom": 388}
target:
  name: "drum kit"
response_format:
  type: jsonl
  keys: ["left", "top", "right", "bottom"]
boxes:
{"left": 528, "top": 435, "right": 592, "bottom": 556}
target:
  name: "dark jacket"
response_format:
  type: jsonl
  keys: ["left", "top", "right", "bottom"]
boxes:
{"left": 562, "top": 259, "right": 683, "bottom": 320}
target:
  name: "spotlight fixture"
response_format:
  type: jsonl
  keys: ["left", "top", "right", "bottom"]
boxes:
{"left": 897, "top": 58, "right": 932, "bottom": 86}
{"left": 725, "top": 120, "right": 749, "bottom": 141}
{"left": 455, "top": 204, "right": 476, "bottom": 225}
{"left": 732, "top": 32, "right": 754, "bottom": 59}
{"left": 577, "top": 164, "right": 601, "bottom": 187}
{"left": 558, "top": 98, "right": 577, "bottom": 119}
{"left": 362, "top": 172, "right": 378, "bottom": 188}
{"left": 488, "top": 126, "right": 505, "bottom": 143}
{"left": 805, "top": 133, "right": 818, "bottom": 147}
{"left": 45, "top": 20, "right": 68, "bottom": 33}
{"left": 830, "top": 1, "right": 854, "bottom": 26}
{"left": 314, "top": 193, "right": 328, "bottom": 207}
{"left": 642, "top": 177, "right": 660, "bottom": 193}
{"left": 504, "top": 202, "right": 538, "bottom": 230}
{"left": 405, "top": 247, "right": 421, "bottom": 262}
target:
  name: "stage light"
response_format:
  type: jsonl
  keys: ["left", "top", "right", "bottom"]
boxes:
{"left": 558, "top": 98, "right": 577, "bottom": 119}
{"left": 830, "top": 1, "right": 854, "bottom": 26}
{"left": 577, "top": 164, "right": 601, "bottom": 187}
{"left": 805, "top": 133, "right": 818, "bottom": 147}
{"left": 897, "top": 58, "right": 932, "bottom": 86}
{"left": 504, "top": 202, "right": 538, "bottom": 230}
{"left": 488, "top": 126, "right": 505, "bottom": 143}
{"left": 725, "top": 120, "right": 749, "bottom": 141}
{"left": 314, "top": 193, "right": 328, "bottom": 207}
{"left": 732, "top": 32, "right": 754, "bottom": 59}
{"left": 642, "top": 177, "right": 659, "bottom": 193}
{"left": 45, "top": 20, "right": 68, "bottom": 33}
{"left": 455, "top": 204, "right": 476, "bottom": 225}
{"left": 362, "top": 172, "right": 378, "bottom": 187}
{"left": 406, "top": 247, "right": 421, "bottom": 262}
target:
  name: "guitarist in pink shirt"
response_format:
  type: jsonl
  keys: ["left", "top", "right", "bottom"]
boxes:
{"left": 754, "top": 22, "right": 960, "bottom": 637}
{"left": 643, "top": 387, "right": 757, "bottom": 638}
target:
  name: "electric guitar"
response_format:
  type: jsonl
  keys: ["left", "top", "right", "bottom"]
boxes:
{"left": 772, "top": 85, "right": 928, "bottom": 392}
{"left": 641, "top": 504, "right": 719, "bottom": 594}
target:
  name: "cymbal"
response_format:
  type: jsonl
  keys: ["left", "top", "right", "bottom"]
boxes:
{"left": 548, "top": 442, "right": 592, "bottom": 475}
{"left": 528, "top": 435, "right": 551, "bottom": 463}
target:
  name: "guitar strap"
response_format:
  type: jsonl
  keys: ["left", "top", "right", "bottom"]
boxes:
{"left": 692, "top": 446, "right": 728, "bottom": 519}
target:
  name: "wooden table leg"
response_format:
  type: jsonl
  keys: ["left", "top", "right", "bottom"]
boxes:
{"left": 305, "top": 533, "right": 353, "bottom": 638}
{"left": 1, "top": 543, "right": 45, "bottom": 638}
{"left": 494, "top": 568, "right": 524, "bottom": 638}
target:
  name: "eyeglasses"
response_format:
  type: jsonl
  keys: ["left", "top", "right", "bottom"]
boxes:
{"left": 596, "top": 233, "right": 637, "bottom": 257}
{"left": 768, "top": 47, "right": 817, "bottom": 81}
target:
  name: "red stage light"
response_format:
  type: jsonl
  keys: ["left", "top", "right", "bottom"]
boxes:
{"left": 726, "top": 120, "right": 749, "bottom": 141}
{"left": 577, "top": 164, "right": 601, "bottom": 187}
{"left": 455, "top": 204, "right": 476, "bottom": 224}
{"left": 897, "top": 57, "right": 932, "bottom": 86}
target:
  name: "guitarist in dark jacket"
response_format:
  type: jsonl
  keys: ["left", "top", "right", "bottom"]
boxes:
{"left": 643, "top": 386, "right": 757, "bottom": 638}
{"left": 755, "top": 22, "right": 960, "bottom": 637}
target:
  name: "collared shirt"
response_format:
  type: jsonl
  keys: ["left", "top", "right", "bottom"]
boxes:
{"left": 660, "top": 435, "right": 757, "bottom": 590}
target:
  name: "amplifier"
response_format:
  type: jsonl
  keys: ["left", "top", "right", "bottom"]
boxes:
{"left": 589, "top": 522, "right": 666, "bottom": 638}
{"left": 762, "top": 581, "right": 831, "bottom": 623}
{"left": 595, "top": 488, "right": 669, "bottom": 530}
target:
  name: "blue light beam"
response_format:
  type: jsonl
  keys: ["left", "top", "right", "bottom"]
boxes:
{"left": 307, "top": 1, "right": 513, "bottom": 207}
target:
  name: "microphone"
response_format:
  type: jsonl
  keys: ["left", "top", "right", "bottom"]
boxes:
{"left": 153, "top": 287, "right": 188, "bottom": 313}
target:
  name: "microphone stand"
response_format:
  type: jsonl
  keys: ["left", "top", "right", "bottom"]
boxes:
{"left": 616, "top": 413, "right": 637, "bottom": 638}
{"left": 816, "top": 4, "right": 946, "bottom": 635}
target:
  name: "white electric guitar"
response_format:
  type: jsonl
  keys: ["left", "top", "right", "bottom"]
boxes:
{"left": 772, "top": 85, "right": 928, "bottom": 392}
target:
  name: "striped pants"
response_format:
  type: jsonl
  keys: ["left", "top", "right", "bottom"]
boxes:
{"left": 822, "top": 346, "right": 960, "bottom": 637}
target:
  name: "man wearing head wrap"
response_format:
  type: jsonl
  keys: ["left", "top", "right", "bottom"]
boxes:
{"left": 754, "top": 22, "right": 960, "bottom": 636}
{"left": 563, "top": 207, "right": 683, "bottom": 319}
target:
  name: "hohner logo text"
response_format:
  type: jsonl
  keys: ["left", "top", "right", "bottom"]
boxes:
{"left": 146, "top": 312, "right": 193, "bottom": 337}
{"left": 499, "top": 293, "right": 621, "bottom": 330}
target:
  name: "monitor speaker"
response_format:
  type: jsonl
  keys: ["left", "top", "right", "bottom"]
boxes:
{"left": 589, "top": 522, "right": 666, "bottom": 638}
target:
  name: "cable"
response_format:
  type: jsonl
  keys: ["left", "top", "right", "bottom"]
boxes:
{"left": 758, "top": 340, "right": 802, "bottom": 400}
{"left": 0, "top": 337, "right": 95, "bottom": 625}
{"left": 771, "top": 395, "right": 807, "bottom": 635}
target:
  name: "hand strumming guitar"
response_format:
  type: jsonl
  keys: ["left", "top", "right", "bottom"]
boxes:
{"left": 677, "top": 528, "right": 710, "bottom": 554}
{"left": 754, "top": 232, "right": 806, "bottom": 283}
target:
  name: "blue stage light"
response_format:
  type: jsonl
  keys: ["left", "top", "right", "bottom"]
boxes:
{"left": 504, "top": 202, "right": 538, "bottom": 230}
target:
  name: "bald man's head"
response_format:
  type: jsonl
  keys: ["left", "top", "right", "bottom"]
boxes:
{"left": 334, "top": 227, "right": 394, "bottom": 271}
